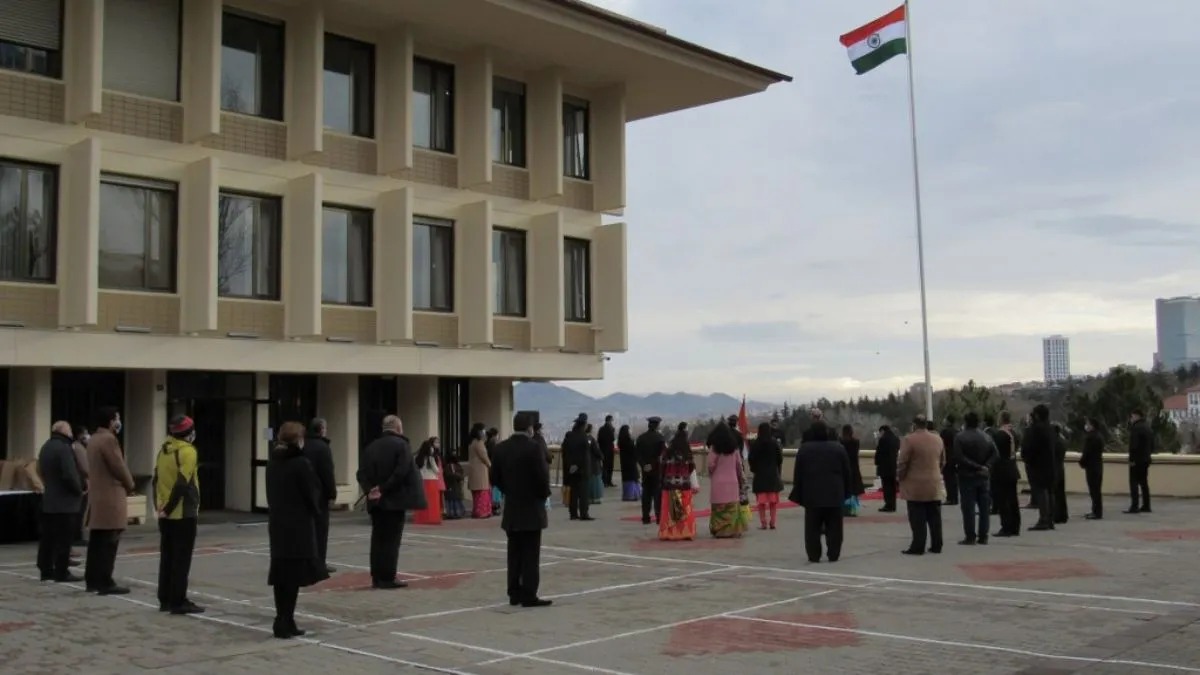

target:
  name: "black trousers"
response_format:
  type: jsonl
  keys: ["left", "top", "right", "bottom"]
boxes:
{"left": 905, "top": 500, "right": 943, "bottom": 553}
{"left": 314, "top": 508, "right": 330, "bottom": 566}
{"left": 640, "top": 474, "right": 660, "bottom": 523}
{"left": 1053, "top": 471, "right": 1068, "bottom": 523}
{"left": 879, "top": 474, "right": 897, "bottom": 510}
{"left": 1085, "top": 464, "right": 1104, "bottom": 517}
{"left": 601, "top": 447, "right": 615, "bottom": 486}
{"left": 942, "top": 467, "right": 959, "bottom": 504}
{"left": 85, "top": 529, "right": 122, "bottom": 590}
{"left": 369, "top": 510, "right": 405, "bottom": 583}
{"left": 273, "top": 584, "right": 299, "bottom": 630}
{"left": 803, "top": 506, "right": 844, "bottom": 562}
{"left": 157, "top": 518, "right": 197, "bottom": 608}
{"left": 959, "top": 476, "right": 991, "bottom": 541}
{"left": 567, "top": 476, "right": 590, "bottom": 519}
{"left": 37, "top": 512, "right": 75, "bottom": 580}
{"left": 74, "top": 494, "right": 88, "bottom": 544}
{"left": 506, "top": 529, "right": 542, "bottom": 602}
{"left": 1129, "top": 462, "right": 1150, "bottom": 510}
{"left": 993, "top": 478, "right": 1021, "bottom": 534}
{"left": 1029, "top": 479, "right": 1055, "bottom": 528}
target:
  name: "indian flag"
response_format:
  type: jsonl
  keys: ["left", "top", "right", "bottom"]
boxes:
{"left": 840, "top": 5, "right": 907, "bottom": 75}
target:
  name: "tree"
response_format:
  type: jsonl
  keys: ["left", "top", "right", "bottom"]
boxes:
{"left": 1065, "top": 367, "right": 1180, "bottom": 454}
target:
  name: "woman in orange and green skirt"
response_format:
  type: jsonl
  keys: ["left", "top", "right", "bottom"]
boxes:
{"left": 658, "top": 422, "right": 698, "bottom": 541}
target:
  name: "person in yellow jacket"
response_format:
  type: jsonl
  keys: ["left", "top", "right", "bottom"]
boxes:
{"left": 154, "top": 415, "right": 203, "bottom": 615}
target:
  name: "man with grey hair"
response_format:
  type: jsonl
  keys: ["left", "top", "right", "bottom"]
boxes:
{"left": 305, "top": 417, "right": 337, "bottom": 574}
{"left": 357, "top": 415, "right": 426, "bottom": 589}
{"left": 38, "top": 421, "right": 84, "bottom": 582}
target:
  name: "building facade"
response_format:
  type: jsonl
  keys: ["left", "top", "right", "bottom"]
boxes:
{"left": 1156, "top": 297, "right": 1200, "bottom": 371}
{"left": 0, "top": 0, "right": 787, "bottom": 513}
{"left": 1042, "top": 335, "right": 1070, "bottom": 383}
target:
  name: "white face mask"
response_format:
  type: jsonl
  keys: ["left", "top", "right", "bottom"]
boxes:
{"left": 112, "top": 421, "right": 123, "bottom": 435}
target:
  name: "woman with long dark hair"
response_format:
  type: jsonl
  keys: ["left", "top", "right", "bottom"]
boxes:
{"left": 618, "top": 425, "right": 639, "bottom": 501}
{"left": 840, "top": 425, "right": 865, "bottom": 517}
{"left": 659, "top": 422, "right": 698, "bottom": 540}
{"left": 466, "top": 423, "right": 492, "bottom": 518}
{"left": 413, "top": 437, "right": 443, "bottom": 525}
{"left": 748, "top": 422, "right": 784, "bottom": 530}
{"left": 266, "top": 421, "right": 328, "bottom": 639}
{"left": 706, "top": 422, "right": 747, "bottom": 538}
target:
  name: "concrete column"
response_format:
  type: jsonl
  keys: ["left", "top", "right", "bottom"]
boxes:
{"left": 377, "top": 26, "right": 414, "bottom": 175}
{"left": 224, "top": 373, "right": 255, "bottom": 512}
{"left": 528, "top": 69, "right": 563, "bottom": 200}
{"left": 63, "top": 0, "right": 103, "bottom": 123}
{"left": 286, "top": 2, "right": 324, "bottom": 160}
{"left": 592, "top": 84, "right": 626, "bottom": 212}
{"left": 396, "top": 375, "right": 438, "bottom": 447}
{"left": 376, "top": 188, "right": 413, "bottom": 343}
{"left": 593, "top": 222, "right": 628, "bottom": 352}
{"left": 283, "top": 173, "right": 323, "bottom": 338}
{"left": 180, "top": 0, "right": 221, "bottom": 142}
{"left": 6, "top": 368, "right": 51, "bottom": 460}
{"left": 529, "top": 211, "right": 565, "bottom": 349}
{"left": 58, "top": 138, "right": 101, "bottom": 328}
{"left": 457, "top": 200, "right": 493, "bottom": 346}
{"left": 469, "top": 378, "right": 514, "bottom": 438}
{"left": 125, "top": 369, "right": 166, "bottom": 522}
{"left": 457, "top": 48, "right": 492, "bottom": 189}
{"left": 179, "top": 157, "right": 219, "bottom": 333}
{"left": 318, "top": 374, "right": 358, "bottom": 485}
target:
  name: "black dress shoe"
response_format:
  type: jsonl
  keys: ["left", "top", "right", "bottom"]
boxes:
{"left": 521, "top": 598, "right": 553, "bottom": 608}
{"left": 289, "top": 623, "right": 306, "bottom": 637}
{"left": 1084, "top": 513, "right": 1102, "bottom": 520}
{"left": 1122, "top": 507, "right": 1141, "bottom": 514}
{"left": 509, "top": 598, "right": 520, "bottom": 606}
{"left": 977, "top": 537, "right": 988, "bottom": 545}
{"left": 928, "top": 548, "right": 942, "bottom": 554}
{"left": 170, "top": 601, "right": 205, "bottom": 615}
{"left": 994, "top": 531, "right": 1014, "bottom": 537}
{"left": 273, "top": 621, "right": 294, "bottom": 640}
{"left": 901, "top": 549, "right": 924, "bottom": 555}
{"left": 579, "top": 516, "right": 595, "bottom": 521}
{"left": 54, "top": 573, "right": 84, "bottom": 583}
{"left": 97, "top": 585, "right": 130, "bottom": 595}
{"left": 1140, "top": 507, "right": 1152, "bottom": 514}
{"left": 1028, "top": 524, "right": 1052, "bottom": 531}
{"left": 372, "top": 579, "right": 408, "bottom": 590}
{"left": 958, "top": 538, "right": 976, "bottom": 546}
{"left": 325, "top": 565, "right": 336, "bottom": 574}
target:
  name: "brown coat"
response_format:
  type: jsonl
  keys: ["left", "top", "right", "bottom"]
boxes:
{"left": 85, "top": 429, "right": 134, "bottom": 531}
{"left": 897, "top": 430, "right": 945, "bottom": 503}
{"left": 465, "top": 438, "right": 491, "bottom": 492}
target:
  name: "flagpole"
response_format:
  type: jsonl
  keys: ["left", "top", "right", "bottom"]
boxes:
{"left": 904, "top": 0, "right": 934, "bottom": 420}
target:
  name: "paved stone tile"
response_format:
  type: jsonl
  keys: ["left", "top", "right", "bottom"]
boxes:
{"left": 1, "top": 490, "right": 1198, "bottom": 674}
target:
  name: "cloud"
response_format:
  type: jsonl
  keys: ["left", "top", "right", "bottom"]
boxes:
{"left": 1034, "top": 215, "right": 1197, "bottom": 247}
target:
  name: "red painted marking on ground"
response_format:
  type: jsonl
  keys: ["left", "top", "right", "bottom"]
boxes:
{"left": 662, "top": 611, "right": 859, "bottom": 656}
{"left": 1127, "top": 529, "right": 1200, "bottom": 542}
{"left": 958, "top": 558, "right": 1102, "bottom": 582}
{"left": 629, "top": 537, "right": 745, "bottom": 552}
{"left": 0, "top": 621, "right": 34, "bottom": 635}
{"left": 405, "top": 570, "right": 477, "bottom": 590}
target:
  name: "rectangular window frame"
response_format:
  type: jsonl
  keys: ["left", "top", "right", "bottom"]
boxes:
{"left": 98, "top": 173, "right": 178, "bottom": 293}
{"left": 102, "top": 0, "right": 181, "bottom": 101}
{"left": 220, "top": 10, "right": 285, "bottom": 121}
{"left": 0, "top": 0, "right": 64, "bottom": 78}
{"left": 217, "top": 189, "right": 281, "bottom": 301}
{"left": 492, "top": 227, "right": 527, "bottom": 318}
{"left": 320, "top": 203, "right": 373, "bottom": 307}
{"left": 564, "top": 237, "right": 591, "bottom": 323}
{"left": 562, "top": 96, "right": 590, "bottom": 180}
{"left": 0, "top": 157, "right": 57, "bottom": 284}
{"left": 413, "top": 56, "right": 455, "bottom": 153}
{"left": 323, "top": 32, "right": 374, "bottom": 138}
{"left": 492, "top": 77, "right": 526, "bottom": 167}
{"left": 412, "top": 215, "right": 455, "bottom": 313}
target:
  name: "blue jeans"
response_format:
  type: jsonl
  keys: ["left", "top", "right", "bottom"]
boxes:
{"left": 959, "top": 476, "right": 991, "bottom": 541}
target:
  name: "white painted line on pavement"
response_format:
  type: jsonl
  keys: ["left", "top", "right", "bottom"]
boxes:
{"left": 121, "top": 576, "right": 355, "bottom": 627}
{"left": 389, "top": 631, "right": 641, "bottom": 675}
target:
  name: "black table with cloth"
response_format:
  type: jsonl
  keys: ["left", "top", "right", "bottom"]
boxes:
{"left": 0, "top": 490, "right": 41, "bottom": 544}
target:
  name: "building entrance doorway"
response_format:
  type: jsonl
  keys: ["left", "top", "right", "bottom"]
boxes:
{"left": 438, "top": 378, "right": 470, "bottom": 458}
{"left": 51, "top": 369, "right": 126, "bottom": 437}
{"left": 359, "top": 376, "right": 397, "bottom": 456}
{"left": 166, "top": 371, "right": 259, "bottom": 512}
{"left": 251, "top": 375, "right": 318, "bottom": 512}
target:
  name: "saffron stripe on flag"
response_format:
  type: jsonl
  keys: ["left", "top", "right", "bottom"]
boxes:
{"left": 839, "top": 5, "right": 905, "bottom": 47}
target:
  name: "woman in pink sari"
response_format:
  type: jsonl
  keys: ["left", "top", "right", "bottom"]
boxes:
{"left": 707, "top": 422, "right": 747, "bottom": 538}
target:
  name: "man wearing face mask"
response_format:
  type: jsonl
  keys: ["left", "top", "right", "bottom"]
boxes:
{"left": 85, "top": 406, "right": 135, "bottom": 595}
{"left": 154, "top": 415, "right": 203, "bottom": 614}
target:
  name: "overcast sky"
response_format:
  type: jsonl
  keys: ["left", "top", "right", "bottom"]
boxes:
{"left": 567, "top": 0, "right": 1200, "bottom": 403}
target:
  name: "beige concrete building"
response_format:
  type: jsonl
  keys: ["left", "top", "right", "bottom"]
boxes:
{"left": 0, "top": 0, "right": 787, "bottom": 514}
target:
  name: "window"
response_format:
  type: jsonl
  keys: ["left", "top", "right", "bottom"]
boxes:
{"left": 413, "top": 216, "right": 454, "bottom": 312}
{"left": 492, "top": 228, "right": 526, "bottom": 317}
{"left": 492, "top": 78, "right": 525, "bottom": 167}
{"left": 321, "top": 206, "right": 371, "bottom": 306}
{"left": 103, "top": 0, "right": 180, "bottom": 100}
{"left": 564, "top": 238, "right": 590, "bottom": 322}
{"left": 99, "top": 176, "right": 176, "bottom": 292}
{"left": 0, "top": 0, "right": 61, "bottom": 77}
{"left": 221, "top": 11, "right": 284, "bottom": 120}
{"left": 324, "top": 34, "right": 373, "bottom": 137}
{"left": 413, "top": 58, "right": 454, "bottom": 152}
{"left": 563, "top": 97, "right": 590, "bottom": 179}
{"left": 217, "top": 192, "right": 280, "bottom": 299}
{"left": 0, "top": 159, "right": 56, "bottom": 283}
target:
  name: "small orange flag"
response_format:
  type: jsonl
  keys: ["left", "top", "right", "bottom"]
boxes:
{"left": 737, "top": 396, "right": 750, "bottom": 438}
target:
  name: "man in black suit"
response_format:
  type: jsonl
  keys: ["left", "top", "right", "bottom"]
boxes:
{"left": 38, "top": 421, "right": 84, "bottom": 583}
{"left": 635, "top": 417, "right": 666, "bottom": 525}
{"left": 790, "top": 421, "right": 853, "bottom": 563}
{"left": 304, "top": 418, "right": 338, "bottom": 574}
{"left": 357, "top": 415, "right": 426, "bottom": 589}
{"left": 1126, "top": 409, "right": 1154, "bottom": 514}
{"left": 492, "top": 412, "right": 552, "bottom": 608}
{"left": 874, "top": 425, "right": 900, "bottom": 512}
{"left": 598, "top": 415, "right": 616, "bottom": 487}
{"left": 1022, "top": 405, "right": 1057, "bottom": 531}
{"left": 940, "top": 415, "right": 960, "bottom": 506}
{"left": 561, "top": 415, "right": 593, "bottom": 521}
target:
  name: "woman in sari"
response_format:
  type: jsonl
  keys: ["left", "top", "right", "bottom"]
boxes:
{"left": 748, "top": 422, "right": 784, "bottom": 530}
{"left": 413, "top": 438, "right": 443, "bottom": 525}
{"left": 466, "top": 423, "right": 492, "bottom": 519}
{"left": 707, "top": 422, "right": 747, "bottom": 538}
{"left": 618, "top": 425, "right": 640, "bottom": 501}
{"left": 586, "top": 423, "right": 604, "bottom": 504}
{"left": 659, "top": 422, "right": 698, "bottom": 540}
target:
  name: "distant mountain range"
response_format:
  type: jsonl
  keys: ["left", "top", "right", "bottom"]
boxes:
{"left": 514, "top": 382, "right": 777, "bottom": 438}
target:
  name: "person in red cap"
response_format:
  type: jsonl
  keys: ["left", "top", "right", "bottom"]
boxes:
{"left": 154, "top": 414, "right": 203, "bottom": 614}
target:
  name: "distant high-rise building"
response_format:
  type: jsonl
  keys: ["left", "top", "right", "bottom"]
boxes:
{"left": 1043, "top": 335, "right": 1071, "bottom": 383}
{"left": 1156, "top": 297, "right": 1200, "bottom": 371}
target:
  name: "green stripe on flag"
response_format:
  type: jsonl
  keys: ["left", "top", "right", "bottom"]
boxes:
{"left": 851, "top": 38, "right": 907, "bottom": 75}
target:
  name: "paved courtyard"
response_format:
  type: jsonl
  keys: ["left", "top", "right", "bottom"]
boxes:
{"left": 2, "top": 489, "right": 1200, "bottom": 675}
